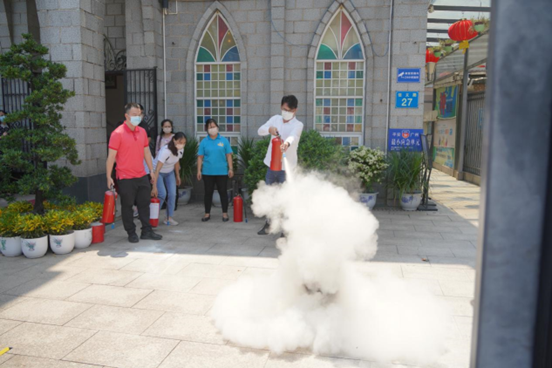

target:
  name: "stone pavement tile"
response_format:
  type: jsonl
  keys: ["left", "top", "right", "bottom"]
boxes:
{"left": 3, "top": 279, "right": 90, "bottom": 300}
{"left": 0, "top": 272, "right": 37, "bottom": 294}
{"left": 65, "top": 254, "right": 136, "bottom": 270}
{"left": 354, "top": 262, "right": 404, "bottom": 278}
{"left": 377, "top": 237, "right": 422, "bottom": 246}
{"left": 391, "top": 219, "right": 445, "bottom": 227}
{"left": 206, "top": 243, "right": 265, "bottom": 257}
{"left": 178, "top": 263, "right": 246, "bottom": 280}
{"left": 0, "top": 353, "right": 12, "bottom": 365}
{"left": 0, "top": 318, "right": 21, "bottom": 335}
{"left": 375, "top": 229, "right": 395, "bottom": 238}
{"left": 393, "top": 231, "right": 444, "bottom": 240}
{"left": 0, "top": 355, "right": 100, "bottom": 367}
{"left": 133, "top": 290, "right": 215, "bottom": 315}
{"left": 240, "top": 267, "right": 276, "bottom": 279}
{"left": 438, "top": 296, "right": 474, "bottom": 317}
{"left": 258, "top": 246, "right": 281, "bottom": 258}
{"left": 159, "top": 240, "right": 216, "bottom": 255}
{"left": 67, "top": 285, "right": 152, "bottom": 307}
{"left": 0, "top": 295, "right": 31, "bottom": 312}
{"left": 441, "top": 233, "right": 478, "bottom": 241}
{"left": 419, "top": 239, "right": 475, "bottom": 249}
{"left": 455, "top": 316, "right": 474, "bottom": 340}
{"left": 143, "top": 312, "right": 225, "bottom": 345}
{"left": 404, "top": 278, "right": 444, "bottom": 296}
{"left": 65, "top": 303, "right": 163, "bottom": 335}
{"left": 126, "top": 273, "right": 201, "bottom": 292}
{"left": 379, "top": 223, "right": 416, "bottom": 231}
{"left": 120, "top": 257, "right": 191, "bottom": 275}
{"left": 65, "top": 268, "right": 143, "bottom": 287}
{"left": 189, "top": 278, "right": 236, "bottom": 296}
{"left": 9, "top": 261, "right": 88, "bottom": 282}
{"left": 371, "top": 254, "right": 430, "bottom": 265}
{"left": 64, "top": 330, "right": 178, "bottom": 368}
{"left": 176, "top": 254, "right": 227, "bottom": 265}
{"left": 374, "top": 244, "right": 399, "bottom": 255}
{"left": 0, "top": 322, "right": 96, "bottom": 359}
{"left": 414, "top": 225, "right": 462, "bottom": 234}
{"left": 429, "top": 257, "right": 476, "bottom": 269}
{"left": 158, "top": 341, "right": 269, "bottom": 368}
{"left": 0, "top": 298, "right": 92, "bottom": 326}
{"left": 401, "top": 265, "right": 475, "bottom": 282}
{"left": 451, "top": 248, "right": 478, "bottom": 258}
{"left": 265, "top": 353, "right": 361, "bottom": 367}
{"left": 397, "top": 245, "right": 455, "bottom": 257}
{"left": 439, "top": 280, "right": 475, "bottom": 298}
{"left": 220, "top": 256, "right": 280, "bottom": 268}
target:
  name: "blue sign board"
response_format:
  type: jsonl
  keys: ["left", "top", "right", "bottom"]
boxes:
{"left": 395, "top": 91, "right": 419, "bottom": 108}
{"left": 388, "top": 129, "right": 423, "bottom": 152}
{"left": 397, "top": 68, "right": 421, "bottom": 83}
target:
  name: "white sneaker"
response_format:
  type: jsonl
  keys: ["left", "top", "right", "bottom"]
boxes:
{"left": 133, "top": 207, "right": 139, "bottom": 218}
{"left": 165, "top": 218, "right": 178, "bottom": 226}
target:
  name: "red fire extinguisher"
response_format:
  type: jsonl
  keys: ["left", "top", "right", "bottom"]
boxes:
{"left": 233, "top": 194, "right": 243, "bottom": 222}
{"left": 150, "top": 197, "right": 160, "bottom": 227}
{"left": 102, "top": 186, "right": 117, "bottom": 224}
{"left": 270, "top": 135, "right": 283, "bottom": 171}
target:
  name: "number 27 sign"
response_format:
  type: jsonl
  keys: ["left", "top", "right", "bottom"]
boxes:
{"left": 395, "top": 91, "right": 419, "bottom": 108}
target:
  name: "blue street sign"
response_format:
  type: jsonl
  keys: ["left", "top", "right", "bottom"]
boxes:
{"left": 397, "top": 68, "right": 421, "bottom": 83}
{"left": 388, "top": 129, "right": 423, "bottom": 152}
{"left": 395, "top": 91, "right": 419, "bottom": 108}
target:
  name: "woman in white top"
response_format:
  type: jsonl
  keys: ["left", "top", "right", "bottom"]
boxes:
{"left": 151, "top": 132, "right": 186, "bottom": 225}
{"left": 155, "top": 119, "right": 175, "bottom": 156}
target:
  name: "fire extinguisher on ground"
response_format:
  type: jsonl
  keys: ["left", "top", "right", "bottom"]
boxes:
{"left": 233, "top": 191, "right": 243, "bottom": 223}
{"left": 270, "top": 135, "right": 283, "bottom": 171}
{"left": 102, "top": 186, "right": 117, "bottom": 224}
{"left": 150, "top": 197, "right": 160, "bottom": 227}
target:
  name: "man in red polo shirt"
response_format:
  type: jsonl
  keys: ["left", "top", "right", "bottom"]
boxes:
{"left": 106, "top": 102, "right": 162, "bottom": 243}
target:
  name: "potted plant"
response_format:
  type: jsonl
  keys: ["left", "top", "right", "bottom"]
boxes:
{"left": 348, "top": 147, "right": 388, "bottom": 210}
{"left": 178, "top": 137, "right": 198, "bottom": 205}
{"left": 20, "top": 213, "right": 48, "bottom": 259}
{"left": 6, "top": 200, "right": 34, "bottom": 214}
{"left": 431, "top": 46, "right": 442, "bottom": 58}
{"left": 440, "top": 39, "right": 455, "bottom": 53}
{"left": 72, "top": 208, "right": 95, "bottom": 249}
{"left": 80, "top": 202, "right": 105, "bottom": 244}
{"left": 237, "top": 137, "right": 255, "bottom": 200}
{"left": 471, "top": 16, "right": 489, "bottom": 33}
{"left": 387, "top": 150, "right": 425, "bottom": 211}
{"left": 0, "top": 211, "right": 22, "bottom": 257}
{"left": 44, "top": 209, "right": 75, "bottom": 255}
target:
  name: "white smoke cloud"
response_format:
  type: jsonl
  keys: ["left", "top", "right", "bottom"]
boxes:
{"left": 211, "top": 169, "right": 449, "bottom": 365}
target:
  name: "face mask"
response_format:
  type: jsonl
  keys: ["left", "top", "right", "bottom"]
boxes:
{"left": 163, "top": 127, "right": 172, "bottom": 134}
{"left": 282, "top": 110, "right": 295, "bottom": 121}
{"left": 0, "top": 116, "right": 5, "bottom": 122}
{"left": 208, "top": 127, "right": 219, "bottom": 136}
{"left": 130, "top": 116, "right": 141, "bottom": 126}
{"left": 176, "top": 144, "right": 185, "bottom": 150}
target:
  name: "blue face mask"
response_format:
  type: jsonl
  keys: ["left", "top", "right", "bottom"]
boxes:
{"left": 0, "top": 116, "right": 5, "bottom": 123}
{"left": 130, "top": 116, "right": 141, "bottom": 126}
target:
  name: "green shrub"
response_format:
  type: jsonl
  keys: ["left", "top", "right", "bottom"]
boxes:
{"left": 243, "top": 137, "right": 270, "bottom": 198}
{"left": 179, "top": 137, "right": 198, "bottom": 187}
{"left": 348, "top": 146, "right": 388, "bottom": 192}
{"left": 298, "top": 130, "right": 348, "bottom": 172}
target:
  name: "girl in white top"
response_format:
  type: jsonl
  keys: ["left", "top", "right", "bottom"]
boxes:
{"left": 151, "top": 132, "right": 186, "bottom": 225}
{"left": 155, "top": 119, "right": 175, "bottom": 156}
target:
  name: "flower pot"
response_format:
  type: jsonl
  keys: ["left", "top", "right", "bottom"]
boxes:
{"left": 474, "top": 23, "right": 485, "bottom": 32}
{"left": 241, "top": 188, "right": 250, "bottom": 202}
{"left": 178, "top": 186, "right": 193, "bottom": 205}
{"left": 74, "top": 228, "right": 93, "bottom": 249}
{"left": 400, "top": 193, "right": 422, "bottom": 211}
{"left": 49, "top": 231, "right": 75, "bottom": 255}
{"left": 359, "top": 193, "right": 378, "bottom": 210}
{"left": 21, "top": 235, "right": 48, "bottom": 259}
{"left": 0, "top": 237, "right": 22, "bottom": 257}
{"left": 91, "top": 222, "right": 105, "bottom": 244}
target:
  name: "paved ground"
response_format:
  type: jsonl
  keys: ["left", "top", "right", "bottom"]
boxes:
{"left": 0, "top": 170, "right": 480, "bottom": 368}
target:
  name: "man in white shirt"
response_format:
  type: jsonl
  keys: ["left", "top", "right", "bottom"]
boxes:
{"left": 257, "top": 95, "right": 304, "bottom": 235}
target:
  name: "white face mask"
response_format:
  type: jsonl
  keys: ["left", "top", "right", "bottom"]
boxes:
{"left": 163, "top": 127, "right": 172, "bottom": 134}
{"left": 208, "top": 127, "right": 219, "bottom": 136}
{"left": 130, "top": 116, "right": 141, "bottom": 126}
{"left": 176, "top": 144, "right": 185, "bottom": 150}
{"left": 282, "top": 110, "right": 295, "bottom": 121}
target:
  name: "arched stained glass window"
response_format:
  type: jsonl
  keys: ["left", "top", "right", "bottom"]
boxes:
{"left": 195, "top": 13, "right": 241, "bottom": 137}
{"left": 315, "top": 8, "right": 365, "bottom": 149}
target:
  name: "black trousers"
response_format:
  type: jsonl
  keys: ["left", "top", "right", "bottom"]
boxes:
{"left": 117, "top": 175, "right": 152, "bottom": 235}
{"left": 203, "top": 175, "right": 228, "bottom": 214}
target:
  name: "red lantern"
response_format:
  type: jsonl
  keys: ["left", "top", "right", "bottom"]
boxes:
{"left": 426, "top": 49, "right": 440, "bottom": 63}
{"left": 448, "top": 19, "right": 478, "bottom": 52}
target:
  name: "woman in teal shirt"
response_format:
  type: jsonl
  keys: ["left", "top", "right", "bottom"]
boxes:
{"left": 197, "top": 119, "right": 234, "bottom": 222}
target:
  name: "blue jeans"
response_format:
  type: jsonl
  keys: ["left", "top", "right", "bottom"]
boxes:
{"left": 265, "top": 168, "right": 286, "bottom": 185}
{"left": 157, "top": 171, "right": 176, "bottom": 218}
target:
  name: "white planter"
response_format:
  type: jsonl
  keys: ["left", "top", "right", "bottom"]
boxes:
{"left": 241, "top": 188, "right": 250, "bottom": 201}
{"left": 49, "top": 231, "right": 75, "bottom": 255}
{"left": 21, "top": 236, "right": 48, "bottom": 259}
{"left": 178, "top": 186, "right": 193, "bottom": 204}
{"left": 74, "top": 228, "right": 92, "bottom": 249}
{"left": 0, "top": 237, "right": 22, "bottom": 257}
{"left": 359, "top": 192, "right": 378, "bottom": 210}
{"left": 400, "top": 193, "right": 422, "bottom": 211}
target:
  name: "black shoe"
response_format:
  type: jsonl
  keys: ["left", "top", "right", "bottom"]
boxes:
{"left": 201, "top": 215, "right": 211, "bottom": 222}
{"left": 257, "top": 222, "right": 270, "bottom": 235}
{"left": 279, "top": 232, "right": 285, "bottom": 238}
{"left": 128, "top": 233, "right": 139, "bottom": 243}
{"left": 222, "top": 216, "right": 229, "bottom": 222}
{"left": 140, "top": 231, "right": 163, "bottom": 240}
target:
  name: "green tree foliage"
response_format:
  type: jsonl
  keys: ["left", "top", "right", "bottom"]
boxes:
{"left": 0, "top": 34, "right": 80, "bottom": 213}
{"left": 243, "top": 137, "right": 270, "bottom": 198}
